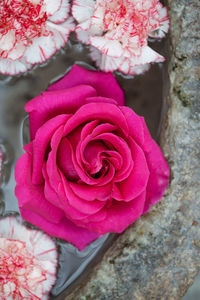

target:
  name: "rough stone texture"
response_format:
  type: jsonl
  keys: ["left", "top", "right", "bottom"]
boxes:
{"left": 65, "top": 1, "right": 200, "bottom": 299}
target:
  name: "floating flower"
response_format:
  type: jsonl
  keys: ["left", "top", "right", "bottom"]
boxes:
{"left": 72, "top": 0, "right": 169, "bottom": 75}
{"left": 15, "top": 65, "right": 170, "bottom": 250}
{"left": 0, "top": 216, "right": 57, "bottom": 299}
{"left": 0, "top": 0, "right": 74, "bottom": 75}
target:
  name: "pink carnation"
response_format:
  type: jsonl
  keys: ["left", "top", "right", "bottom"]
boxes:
{"left": 0, "top": 216, "right": 57, "bottom": 299}
{"left": 72, "top": 0, "right": 169, "bottom": 75}
{"left": 0, "top": 0, "right": 74, "bottom": 75}
{"left": 15, "top": 65, "right": 170, "bottom": 250}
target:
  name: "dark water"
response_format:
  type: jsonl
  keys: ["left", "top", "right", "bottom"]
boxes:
{"left": 0, "top": 36, "right": 168, "bottom": 299}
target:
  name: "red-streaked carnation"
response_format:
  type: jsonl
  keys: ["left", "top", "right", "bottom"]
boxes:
{"left": 0, "top": 146, "right": 3, "bottom": 186}
{"left": 0, "top": 0, "right": 74, "bottom": 75}
{"left": 15, "top": 65, "right": 170, "bottom": 250}
{"left": 0, "top": 216, "right": 57, "bottom": 299}
{"left": 72, "top": 0, "right": 169, "bottom": 75}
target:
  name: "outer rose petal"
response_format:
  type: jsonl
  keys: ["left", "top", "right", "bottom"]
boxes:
{"left": 26, "top": 85, "right": 97, "bottom": 140}
{"left": 73, "top": 191, "right": 146, "bottom": 234}
{"left": 20, "top": 208, "right": 100, "bottom": 251}
{"left": 48, "top": 65, "right": 125, "bottom": 106}
{"left": 15, "top": 152, "right": 64, "bottom": 223}
{"left": 143, "top": 140, "right": 170, "bottom": 213}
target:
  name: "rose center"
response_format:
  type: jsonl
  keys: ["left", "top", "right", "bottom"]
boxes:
{"left": 0, "top": 0, "right": 48, "bottom": 46}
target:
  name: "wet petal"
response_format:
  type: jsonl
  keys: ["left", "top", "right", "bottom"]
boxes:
{"left": 48, "top": 65, "right": 125, "bottom": 106}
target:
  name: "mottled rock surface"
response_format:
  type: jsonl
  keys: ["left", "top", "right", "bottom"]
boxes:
{"left": 65, "top": 0, "right": 200, "bottom": 299}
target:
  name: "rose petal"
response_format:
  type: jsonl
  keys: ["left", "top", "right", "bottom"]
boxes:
{"left": 85, "top": 96, "right": 118, "bottom": 105}
{"left": 143, "top": 140, "right": 170, "bottom": 212}
{"left": 15, "top": 153, "right": 64, "bottom": 223}
{"left": 48, "top": 65, "right": 125, "bottom": 106}
{"left": 92, "top": 132, "right": 133, "bottom": 182}
{"left": 26, "top": 85, "right": 97, "bottom": 139}
{"left": 32, "top": 115, "right": 70, "bottom": 184}
{"left": 59, "top": 172, "right": 106, "bottom": 214}
{"left": 70, "top": 182, "right": 112, "bottom": 201}
{"left": 20, "top": 208, "right": 99, "bottom": 251}
{"left": 43, "top": 163, "right": 89, "bottom": 220}
{"left": 57, "top": 137, "right": 79, "bottom": 181}
{"left": 75, "top": 191, "right": 146, "bottom": 234}
{"left": 63, "top": 102, "right": 129, "bottom": 138}
{"left": 113, "top": 137, "right": 149, "bottom": 201}
{"left": 120, "top": 106, "right": 145, "bottom": 146}
{"left": 80, "top": 120, "right": 99, "bottom": 140}
{"left": 46, "top": 125, "right": 66, "bottom": 192}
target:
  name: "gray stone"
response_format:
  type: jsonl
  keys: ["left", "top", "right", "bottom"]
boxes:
{"left": 65, "top": 0, "right": 200, "bottom": 299}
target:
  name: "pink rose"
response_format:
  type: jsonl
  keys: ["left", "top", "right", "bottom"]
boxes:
{"left": 15, "top": 65, "right": 169, "bottom": 250}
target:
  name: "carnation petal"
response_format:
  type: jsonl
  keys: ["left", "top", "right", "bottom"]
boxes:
{"left": 47, "top": 18, "right": 74, "bottom": 50}
{"left": 20, "top": 208, "right": 99, "bottom": 250}
{"left": 43, "top": 0, "right": 62, "bottom": 16}
{"left": 0, "top": 30, "right": 15, "bottom": 51}
{"left": 130, "top": 46, "right": 165, "bottom": 65}
{"left": 0, "top": 58, "right": 30, "bottom": 75}
{"left": 75, "top": 27, "right": 90, "bottom": 44}
{"left": 90, "top": 47, "right": 121, "bottom": 72}
{"left": 90, "top": 36, "right": 123, "bottom": 58}
{"left": 72, "top": 0, "right": 95, "bottom": 23}
{"left": 1, "top": 42, "right": 26, "bottom": 60}
{"left": 48, "top": 65, "right": 125, "bottom": 106}
{"left": 0, "top": 216, "right": 57, "bottom": 299}
{"left": 24, "top": 35, "right": 56, "bottom": 64}
{"left": 48, "top": 0, "right": 70, "bottom": 23}
{"left": 149, "top": 6, "right": 169, "bottom": 39}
